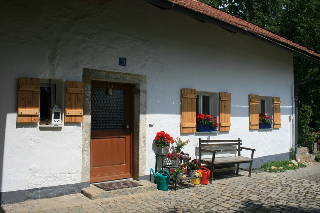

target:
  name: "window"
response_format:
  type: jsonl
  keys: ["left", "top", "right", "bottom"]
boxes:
{"left": 260, "top": 99, "right": 266, "bottom": 115}
{"left": 259, "top": 96, "right": 272, "bottom": 118}
{"left": 17, "top": 77, "right": 83, "bottom": 124}
{"left": 196, "top": 92, "right": 219, "bottom": 116}
{"left": 249, "top": 94, "right": 281, "bottom": 130}
{"left": 180, "top": 88, "right": 231, "bottom": 133}
{"left": 39, "top": 79, "right": 63, "bottom": 126}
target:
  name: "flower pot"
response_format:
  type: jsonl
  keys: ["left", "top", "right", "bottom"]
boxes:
{"left": 209, "top": 126, "right": 217, "bottom": 132}
{"left": 156, "top": 146, "right": 170, "bottom": 155}
{"left": 171, "top": 146, "right": 181, "bottom": 153}
{"left": 177, "top": 173, "right": 183, "bottom": 179}
{"left": 259, "top": 123, "right": 271, "bottom": 129}
{"left": 187, "top": 170, "right": 196, "bottom": 177}
{"left": 172, "top": 159, "right": 179, "bottom": 167}
{"left": 196, "top": 124, "right": 210, "bottom": 132}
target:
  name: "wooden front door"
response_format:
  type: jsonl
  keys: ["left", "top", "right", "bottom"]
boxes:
{"left": 90, "top": 81, "right": 133, "bottom": 183}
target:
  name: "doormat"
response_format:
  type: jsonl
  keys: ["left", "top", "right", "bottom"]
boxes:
{"left": 94, "top": 180, "right": 142, "bottom": 191}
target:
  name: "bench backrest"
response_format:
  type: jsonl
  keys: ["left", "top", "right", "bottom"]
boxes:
{"left": 199, "top": 138, "right": 242, "bottom": 159}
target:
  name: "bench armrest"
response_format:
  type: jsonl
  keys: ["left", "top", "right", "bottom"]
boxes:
{"left": 241, "top": 147, "right": 256, "bottom": 151}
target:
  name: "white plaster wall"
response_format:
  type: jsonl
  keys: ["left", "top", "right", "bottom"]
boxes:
{"left": 0, "top": 0, "right": 294, "bottom": 192}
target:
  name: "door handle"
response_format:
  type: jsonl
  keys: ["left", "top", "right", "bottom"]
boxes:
{"left": 127, "top": 123, "right": 130, "bottom": 135}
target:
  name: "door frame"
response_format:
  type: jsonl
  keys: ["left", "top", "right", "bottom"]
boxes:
{"left": 81, "top": 68, "right": 147, "bottom": 182}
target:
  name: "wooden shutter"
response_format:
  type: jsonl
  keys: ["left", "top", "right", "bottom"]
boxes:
{"left": 273, "top": 97, "right": 281, "bottom": 129}
{"left": 219, "top": 92, "right": 231, "bottom": 132}
{"left": 65, "top": 81, "right": 84, "bottom": 122}
{"left": 249, "top": 94, "right": 259, "bottom": 130}
{"left": 181, "top": 88, "right": 196, "bottom": 133}
{"left": 17, "top": 77, "right": 40, "bottom": 123}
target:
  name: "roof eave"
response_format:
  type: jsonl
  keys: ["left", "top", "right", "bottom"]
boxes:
{"left": 145, "top": 0, "right": 320, "bottom": 65}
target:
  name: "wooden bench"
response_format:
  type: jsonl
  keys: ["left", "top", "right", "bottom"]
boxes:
{"left": 199, "top": 138, "right": 255, "bottom": 183}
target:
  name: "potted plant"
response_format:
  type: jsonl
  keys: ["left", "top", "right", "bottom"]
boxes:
{"left": 259, "top": 113, "right": 272, "bottom": 129}
{"left": 173, "top": 137, "right": 190, "bottom": 152}
{"left": 170, "top": 167, "right": 184, "bottom": 180}
{"left": 208, "top": 116, "right": 218, "bottom": 132}
{"left": 166, "top": 152, "right": 186, "bottom": 166}
{"left": 196, "top": 114, "right": 218, "bottom": 132}
{"left": 186, "top": 158, "right": 199, "bottom": 177}
{"left": 154, "top": 131, "right": 174, "bottom": 154}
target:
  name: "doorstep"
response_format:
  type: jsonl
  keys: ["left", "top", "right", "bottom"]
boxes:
{"left": 81, "top": 180, "right": 157, "bottom": 200}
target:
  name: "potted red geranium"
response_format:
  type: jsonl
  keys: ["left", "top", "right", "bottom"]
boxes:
{"left": 154, "top": 131, "right": 174, "bottom": 154}
{"left": 259, "top": 113, "right": 272, "bottom": 129}
{"left": 196, "top": 114, "right": 218, "bottom": 132}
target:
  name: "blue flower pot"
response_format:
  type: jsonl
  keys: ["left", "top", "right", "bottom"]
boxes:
{"left": 259, "top": 123, "right": 271, "bottom": 129}
{"left": 209, "top": 126, "right": 217, "bottom": 132}
{"left": 197, "top": 124, "right": 210, "bottom": 132}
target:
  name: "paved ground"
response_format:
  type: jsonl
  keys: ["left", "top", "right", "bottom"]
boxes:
{"left": 1, "top": 163, "right": 320, "bottom": 213}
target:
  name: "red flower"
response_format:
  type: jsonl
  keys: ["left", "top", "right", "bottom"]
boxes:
{"left": 154, "top": 131, "right": 174, "bottom": 147}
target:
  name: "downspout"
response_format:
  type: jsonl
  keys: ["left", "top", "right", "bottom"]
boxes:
{"left": 294, "top": 72, "right": 320, "bottom": 159}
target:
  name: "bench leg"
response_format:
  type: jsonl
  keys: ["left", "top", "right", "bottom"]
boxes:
{"left": 236, "top": 163, "right": 239, "bottom": 175}
{"left": 248, "top": 161, "right": 253, "bottom": 177}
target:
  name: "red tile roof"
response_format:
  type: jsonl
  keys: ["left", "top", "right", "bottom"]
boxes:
{"left": 165, "top": 0, "right": 320, "bottom": 63}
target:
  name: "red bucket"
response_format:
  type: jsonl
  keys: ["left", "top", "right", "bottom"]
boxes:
{"left": 199, "top": 167, "right": 210, "bottom": 185}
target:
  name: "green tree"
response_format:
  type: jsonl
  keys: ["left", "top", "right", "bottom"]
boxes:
{"left": 199, "top": 0, "right": 320, "bottom": 143}
{"left": 298, "top": 104, "right": 317, "bottom": 150}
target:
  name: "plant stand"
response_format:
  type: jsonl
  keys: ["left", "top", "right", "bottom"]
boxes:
{"left": 174, "top": 175, "right": 202, "bottom": 191}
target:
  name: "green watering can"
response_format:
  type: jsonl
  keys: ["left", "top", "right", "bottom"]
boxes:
{"left": 150, "top": 168, "right": 170, "bottom": 191}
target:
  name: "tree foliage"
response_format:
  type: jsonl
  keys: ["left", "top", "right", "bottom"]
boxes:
{"left": 199, "top": 0, "right": 320, "bottom": 142}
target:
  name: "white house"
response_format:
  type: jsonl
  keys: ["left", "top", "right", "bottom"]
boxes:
{"left": 1, "top": 0, "right": 320, "bottom": 204}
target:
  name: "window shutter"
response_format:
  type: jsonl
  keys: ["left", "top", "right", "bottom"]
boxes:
{"left": 65, "top": 81, "right": 84, "bottom": 123}
{"left": 219, "top": 92, "right": 231, "bottom": 132}
{"left": 273, "top": 97, "right": 281, "bottom": 129}
{"left": 249, "top": 94, "right": 259, "bottom": 130}
{"left": 17, "top": 77, "right": 40, "bottom": 123}
{"left": 181, "top": 88, "right": 196, "bottom": 133}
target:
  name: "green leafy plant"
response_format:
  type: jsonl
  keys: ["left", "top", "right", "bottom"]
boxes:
{"left": 298, "top": 104, "right": 317, "bottom": 151}
{"left": 315, "top": 155, "right": 320, "bottom": 162}
{"left": 170, "top": 167, "right": 184, "bottom": 179}
{"left": 290, "top": 148, "right": 295, "bottom": 160}
{"left": 260, "top": 160, "right": 306, "bottom": 173}
{"left": 186, "top": 158, "right": 199, "bottom": 170}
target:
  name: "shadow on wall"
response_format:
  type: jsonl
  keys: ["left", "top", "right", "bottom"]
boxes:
{"left": 0, "top": 113, "right": 5, "bottom": 208}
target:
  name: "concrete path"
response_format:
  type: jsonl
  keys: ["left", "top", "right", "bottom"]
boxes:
{"left": 2, "top": 163, "right": 320, "bottom": 213}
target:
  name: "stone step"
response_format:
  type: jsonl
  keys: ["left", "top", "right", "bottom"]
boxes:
{"left": 81, "top": 180, "right": 157, "bottom": 200}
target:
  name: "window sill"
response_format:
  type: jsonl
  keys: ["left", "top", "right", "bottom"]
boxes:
{"left": 258, "top": 128, "right": 272, "bottom": 131}
{"left": 39, "top": 124, "right": 62, "bottom": 128}
{"left": 195, "top": 131, "right": 219, "bottom": 135}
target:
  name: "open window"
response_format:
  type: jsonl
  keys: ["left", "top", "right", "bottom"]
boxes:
{"left": 39, "top": 79, "right": 63, "bottom": 126}
{"left": 196, "top": 92, "right": 219, "bottom": 117}
{"left": 249, "top": 94, "right": 281, "bottom": 130}
{"left": 180, "top": 88, "right": 231, "bottom": 133}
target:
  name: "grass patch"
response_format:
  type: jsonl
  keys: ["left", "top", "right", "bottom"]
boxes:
{"left": 260, "top": 160, "right": 306, "bottom": 173}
